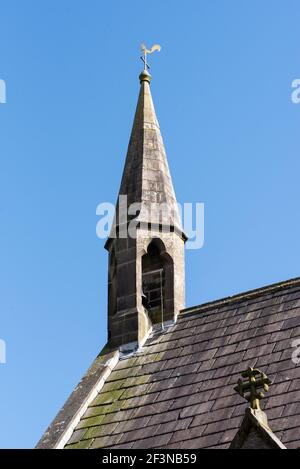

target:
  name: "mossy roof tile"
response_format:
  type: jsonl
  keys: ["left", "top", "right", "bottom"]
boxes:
{"left": 64, "top": 278, "right": 300, "bottom": 449}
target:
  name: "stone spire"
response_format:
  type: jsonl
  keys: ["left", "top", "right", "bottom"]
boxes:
{"left": 106, "top": 66, "right": 186, "bottom": 350}
{"left": 112, "top": 68, "right": 183, "bottom": 235}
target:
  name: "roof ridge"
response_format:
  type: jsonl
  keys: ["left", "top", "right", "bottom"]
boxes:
{"left": 181, "top": 276, "right": 300, "bottom": 317}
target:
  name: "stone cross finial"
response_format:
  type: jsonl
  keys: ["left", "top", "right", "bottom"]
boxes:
{"left": 234, "top": 367, "right": 272, "bottom": 411}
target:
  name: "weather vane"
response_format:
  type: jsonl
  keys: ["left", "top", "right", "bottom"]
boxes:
{"left": 140, "top": 43, "right": 161, "bottom": 70}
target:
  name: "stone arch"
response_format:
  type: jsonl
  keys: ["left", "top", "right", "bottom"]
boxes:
{"left": 141, "top": 238, "right": 174, "bottom": 325}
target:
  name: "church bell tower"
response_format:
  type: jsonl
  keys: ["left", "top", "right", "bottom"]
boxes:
{"left": 105, "top": 54, "right": 187, "bottom": 350}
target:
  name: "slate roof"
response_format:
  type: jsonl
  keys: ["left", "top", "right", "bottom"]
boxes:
{"left": 64, "top": 278, "right": 300, "bottom": 450}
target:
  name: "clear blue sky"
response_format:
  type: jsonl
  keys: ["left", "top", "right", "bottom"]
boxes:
{"left": 1, "top": 0, "right": 299, "bottom": 448}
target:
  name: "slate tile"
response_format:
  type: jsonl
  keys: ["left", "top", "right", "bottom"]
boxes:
{"left": 219, "top": 429, "right": 238, "bottom": 445}
{"left": 209, "top": 336, "right": 230, "bottom": 349}
{"left": 271, "top": 380, "right": 291, "bottom": 396}
{"left": 67, "top": 428, "right": 87, "bottom": 445}
{"left": 212, "top": 351, "right": 245, "bottom": 369}
{"left": 243, "top": 311, "right": 262, "bottom": 322}
{"left": 197, "top": 359, "right": 216, "bottom": 373}
{"left": 171, "top": 362, "right": 200, "bottom": 377}
{"left": 121, "top": 383, "right": 152, "bottom": 400}
{"left": 65, "top": 281, "right": 300, "bottom": 450}
{"left": 282, "top": 316, "right": 300, "bottom": 330}
{"left": 201, "top": 374, "right": 231, "bottom": 392}
{"left": 106, "top": 366, "right": 141, "bottom": 383}
{"left": 208, "top": 443, "right": 230, "bottom": 449}
{"left": 101, "top": 379, "right": 127, "bottom": 393}
{"left": 255, "top": 322, "right": 284, "bottom": 336}
{"left": 107, "top": 441, "right": 134, "bottom": 449}
{"left": 216, "top": 344, "right": 237, "bottom": 357}
{"left": 132, "top": 398, "right": 173, "bottom": 419}
{"left": 282, "top": 402, "right": 300, "bottom": 417}
{"left": 90, "top": 434, "right": 122, "bottom": 449}
{"left": 209, "top": 385, "right": 235, "bottom": 401}
{"left": 181, "top": 341, "right": 208, "bottom": 356}
{"left": 226, "top": 331, "right": 249, "bottom": 345}
{"left": 211, "top": 393, "right": 241, "bottom": 411}
{"left": 85, "top": 401, "right": 121, "bottom": 417}
{"left": 100, "top": 408, "right": 135, "bottom": 425}
{"left": 117, "top": 424, "right": 160, "bottom": 444}
{"left": 121, "top": 374, "right": 151, "bottom": 388}
{"left": 282, "top": 306, "right": 300, "bottom": 319}
{"left": 171, "top": 390, "right": 213, "bottom": 413}
{"left": 121, "top": 391, "right": 160, "bottom": 410}
{"left": 285, "top": 440, "right": 300, "bottom": 449}
{"left": 77, "top": 415, "right": 105, "bottom": 429}
{"left": 228, "top": 403, "right": 246, "bottom": 418}
{"left": 113, "top": 416, "right": 151, "bottom": 434}
{"left": 213, "top": 365, "right": 235, "bottom": 379}
{"left": 270, "top": 414, "right": 300, "bottom": 432}
{"left": 156, "top": 382, "right": 200, "bottom": 402}
{"left": 270, "top": 329, "right": 293, "bottom": 343}
{"left": 280, "top": 347, "right": 296, "bottom": 361}
{"left": 93, "top": 389, "right": 125, "bottom": 406}
{"left": 162, "top": 354, "right": 193, "bottom": 371}
{"left": 243, "top": 343, "right": 275, "bottom": 360}
{"left": 226, "top": 321, "right": 252, "bottom": 336}
{"left": 291, "top": 326, "right": 300, "bottom": 338}
{"left": 172, "top": 372, "right": 199, "bottom": 388}
{"left": 179, "top": 400, "right": 215, "bottom": 419}
{"left": 265, "top": 390, "right": 300, "bottom": 409}
{"left": 274, "top": 338, "right": 294, "bottom": 353}
{"left": 235, "top": 336, "right": 266, "bottom": 352}
{"left": 141, "top": 361, "right": 167, "bottom": 375}
{"left": 65, "top": 439, "right": 93, "bottom": 449}
{"left": 83, "top": 422, "right": 119, "bottom": 440}
{"left": 251, "top": 314, "right": 282, "bottom": 329}
{"left": 159, "top": 347, "right": 183, "bottom": 361}
{"left": 277, "top": 366, "right": 300, "bottom": 381}
{"left": 149, "top": 377, "right": 178, "bottom": 394}
{"left": 267, "top": 359, "right": 295, "bottom": 375}
{"left": 170, "top": 424, "right": 207, "bottom": 444}
{"left": 256, "top": 351, "right": 282, "bottom": 368}
{"left": 203, "top": 416, "right": 242, "bottom": 437}
{"left": 132, "top": 433, "right": 172, "bottom": 449}
{"left": 156, "top": 417, "right": 193, "bottom": 436}
{"left": 220, "top": 315, "right": 243, "bottom": 328}
{"left": 289, "top": 378, "right": 300, "bottom": 392}
{"left": 117, "top": 357, "right": 139, "bottom": 370}
{"left": 162, "top": 441, "right": 183, "bottom": 449}
{"left": 282, "top": 427, "right": 300, "bottom": 444}
{"left": 190, "top": 408, "right": 234, "bottom": 427}
{"left": 151, "top": 369, "right": 174, "bottom": 382}
{"left": 180, "top": 432, "right": 221, "bottom": 449}
{"left": 147, "top": 409, "right": 181, "bottom": 426}
{"left": 267, "top": 405, "right": 285, "bottom": 420}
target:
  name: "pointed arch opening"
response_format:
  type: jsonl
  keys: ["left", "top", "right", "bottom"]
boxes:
{"left": 141, "top": 239, "right": 174, "bottom": 326}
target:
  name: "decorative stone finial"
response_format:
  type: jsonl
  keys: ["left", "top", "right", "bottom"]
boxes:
{"left": 234, "top": 367, "right": 272, "bottom": 411}
{"left": 139, "top": 69, "right": 152, "bottom": 84}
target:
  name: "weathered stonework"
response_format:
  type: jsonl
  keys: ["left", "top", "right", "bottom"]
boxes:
{"left": 106, "top": 70, "right": 186, "bottom": 348}
{"left": 230, "top": 408, "right": 286, "bottom": 449}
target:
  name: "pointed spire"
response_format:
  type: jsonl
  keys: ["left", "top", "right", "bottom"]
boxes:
{"left": 106, "top": 63, "right": 186, "bottom": 348}
{"left": 113, "top": 67, "right": 184, "bottom": 238}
